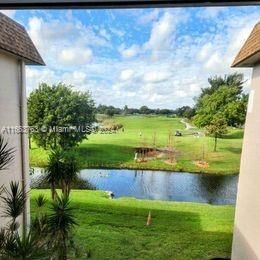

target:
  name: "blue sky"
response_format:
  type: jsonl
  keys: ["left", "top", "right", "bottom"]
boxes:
{"left": 2, "top": 7, "right": 260, "bottom": 109}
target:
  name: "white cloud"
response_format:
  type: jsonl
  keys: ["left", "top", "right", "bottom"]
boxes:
{"left": 175, "top": 90, "right": 188, "bottom": 98}
{"left": 58, "top": 47, "right": 92, "bottom": 66}
{"left": 120, "top": 69, "right": 134, "bottom": 81}
{"left": 109, "top": 27, "right": 125, "bottom": 37}
{"left": 143, "top": 11, "right": 180, "bottom": 59}
{"left": 138, "top": 9, "right": 160, "bottom": 24}
{"left": 26, "top": 67, "right": 58, "bottom": 94}
{"left": 27, "top": 16, "right": 107, "bottom": 67}
{"left": 197, "top": 43, "right": 213, "bottom": 62}
{"left": 25, "top": 8, "right": 259, "bottom": 109}
{"left": 62, "top": 71, "right": 88, "bottom": 87}
{"left": 119, "top": 44, "right": 141, "bottom": 59}
{"left": 143, "top": 70, "right": 172, "bottom": 83}
{"left": 204, "top": 52, "right": 222, "bottom": 70}
{"left": 99, "top": 28, "right": 111, "bottom": 41}
{"left": 198, "top": 7, "right": 226, "bottom": 19}
{"left": 28, "top": 17, "right": 44, "bottom": 48}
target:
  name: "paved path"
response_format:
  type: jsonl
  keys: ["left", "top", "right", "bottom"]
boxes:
{"left": 180, "top": 119, "right": 195, "bottom": 130}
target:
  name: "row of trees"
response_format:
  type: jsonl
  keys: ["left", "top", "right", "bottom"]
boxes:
{"left": 96, "top": 104, "right": 194, "bottom": 117}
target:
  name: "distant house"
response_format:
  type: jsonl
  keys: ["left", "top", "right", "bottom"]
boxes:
{"left": 0, "top": 12, "right": 44, "bottom": 228}
{"left": 231, "top": 22, "right": 260, "bottom": 260}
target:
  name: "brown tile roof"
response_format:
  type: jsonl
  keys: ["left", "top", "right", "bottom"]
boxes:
{"left": 0, "top": 12, "right": 45, "bottom": 65}
{"left": 232, "top": 22, "right": 260, "bottom": 68}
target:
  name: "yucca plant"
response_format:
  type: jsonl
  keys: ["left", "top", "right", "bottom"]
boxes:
{"left": 2, "top": 230, "right": 48, "bottom": 260}
{"left": 48, "top": 194, "right": 77, "bottom": 259}
{"left": 0, "top": 185, "right": 48, "bottom": 259}
{"left": 0, "top": 181, "right": 27, "bottom": 233}
{"left": 31, "top": 194, "right": 48, "bottom": 240}
{"left": 0, "top": 136, "right": 81, "bottom": 259}
{"left": 0, "top": 135, "right": 15, "bottom": 196}
{"left": 61, "top": 152, "right": 80, "bottom": 196}
{"left": 46, "top": 149, "right": 64, "bottom": 200}
{"left": 46, "top": 149, "right": 80, "bottom": 198}
{"left": 0, "top": 135, "right": 15, "bottom": 171}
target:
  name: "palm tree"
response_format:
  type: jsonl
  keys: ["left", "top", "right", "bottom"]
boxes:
{"left": 48, "top": 194, "right": 77, "bottom": 259}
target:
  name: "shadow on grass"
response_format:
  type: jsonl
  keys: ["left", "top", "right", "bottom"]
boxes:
{"left": 75, "top": 144, "right": 134, "bottom": 166}
{"left": 223, "top": 131, "right": 244, "bottom": 139}
{"left": 224, "top": 147, "right": 242, "bottom": 154}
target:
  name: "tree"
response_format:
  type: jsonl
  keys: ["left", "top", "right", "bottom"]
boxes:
{"left": 139, "top": 106, "right": 151, "bottom": 114}
{"left": 194, "top": 85, "right": 247, "bottom": 127}
{"left": 105, "top": 108, "right": 115, "bottom": 117}
{"left": 175, "top": 106, "right": 195, "bottom": 119}
{"left": 183, "top": 107, "right": 196, "bottom": 119}
{"left": 28, "top": 83, "right": 96, "bottom": 150}
{"left": 96, "top": 105, "right": 122, "bottom": 116}
{"left": 123, "top": 105, "right": 129, "bottom": 115}
{"left": 206, "top": 115, "right": 228, "bottom": 152}
{"left": 195, "top": 72, "right": 245, "bottom": 108}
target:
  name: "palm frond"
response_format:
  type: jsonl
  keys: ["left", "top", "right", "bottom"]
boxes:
{"left": 48, "top": 194, "right": 77, "bottom": 235}
{"left": 35, "top": 194, "right": 47, "bottom": 208}
{"left": 0, "top": 135, "right": 15, "bottom": 171}
{"left": 2, "top": 231, "right": 48, "bottom": 259}
{"left": 0, "top": 181, "right": 27, "bottom": 221}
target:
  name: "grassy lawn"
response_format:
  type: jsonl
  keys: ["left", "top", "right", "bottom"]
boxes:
{"left": 31, "top": 189, "right": 235, "bottom": 260}
{"left": 30, "top": 115, "right": 243, "bottom": 174}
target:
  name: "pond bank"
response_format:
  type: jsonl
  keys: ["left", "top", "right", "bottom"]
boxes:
{"left": 30, "top": 161, "right": 239, "bottom": 176}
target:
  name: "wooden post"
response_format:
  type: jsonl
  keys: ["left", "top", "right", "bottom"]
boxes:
{"left": 146, "top": 211, "right": 152, "bottom": 226}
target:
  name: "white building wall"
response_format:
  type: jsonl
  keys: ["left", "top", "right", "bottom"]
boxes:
{"left": 232, "top": 63, "right": 260, "bottom": 259}
{"left": 0, "top": 51, "right": 30, "bottom": 228}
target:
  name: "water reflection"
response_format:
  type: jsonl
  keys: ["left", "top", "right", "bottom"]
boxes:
{"left": 78, "top": 169, "right": 238, "bottom": 205}
{"left": 30, "top": 167, "right": 96, "bottom": 190}
{"left": 31, "top": 168, "right": 238, "bottom": 205}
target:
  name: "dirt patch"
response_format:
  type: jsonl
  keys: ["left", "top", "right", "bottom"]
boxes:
{"left": 164, "top": 159, "right": 177, "bottom": 166}
{"left": 194, "top": 160, "right": 209, "bottom": 168}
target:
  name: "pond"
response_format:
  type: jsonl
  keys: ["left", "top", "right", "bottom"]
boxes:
{"left": 30, "top": 168, "right": 238, "bottom": 205}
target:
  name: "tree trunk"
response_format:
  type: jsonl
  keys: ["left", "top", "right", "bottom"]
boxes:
{"left": 29, "top": 135, "right": 31, "bottom": 149}
{"left": 51, "top": 183, "right": 57, "bottom": 200}
{"left": 214, "top": 135, "right": 217, "bottom": 152}
{"left": 54, "top": 135, "right": 57, "bottom": 149}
